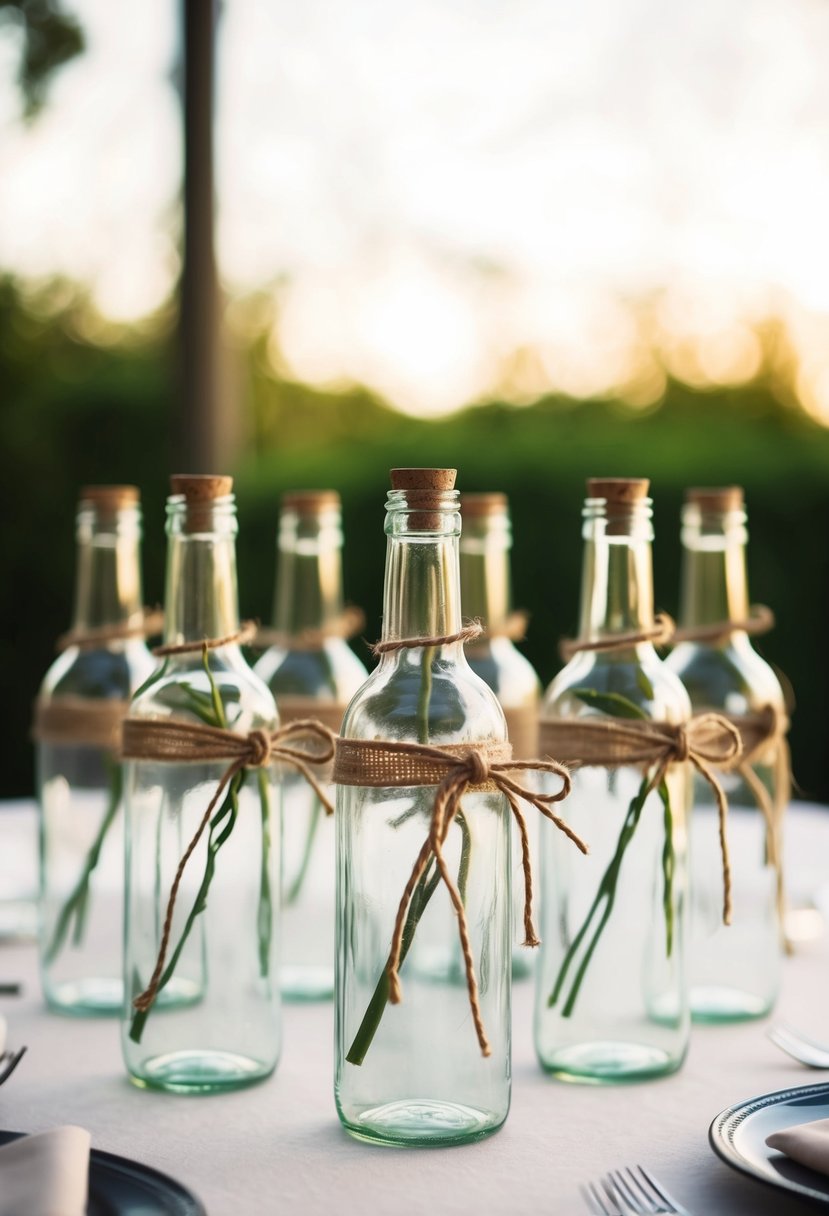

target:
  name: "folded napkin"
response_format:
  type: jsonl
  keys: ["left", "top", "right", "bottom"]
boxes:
{"left": 767, "top": 1116, "right": 829, "bottom": 1175}
{"left": 0, "top": 1127, "right": 91, "bottom": 1216}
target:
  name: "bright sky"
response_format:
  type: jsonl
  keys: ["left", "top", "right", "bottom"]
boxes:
{"left": 1, "top": 0, "right": 829, "bottom": 418}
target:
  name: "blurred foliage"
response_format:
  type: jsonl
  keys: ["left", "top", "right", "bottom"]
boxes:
{"left": 0, "top": 0, "right": 84, "bottom": 118}
{"left": 2, "top": 277, "right": 827, "bottom": 803}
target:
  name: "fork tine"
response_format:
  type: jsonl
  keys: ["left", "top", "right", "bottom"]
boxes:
{"left": 581, "top": 1183, "right": 611, "bottom": 1215}
{"left": 603, "top": 1174, "right": 643, "bottom": 1216}
{"left": 581, "top": 1181, "right": 614, "bottom": 1215}
{"left": 636, "top": 1166, "right": 686, "bottom": 1214}
{"left": 769, "top": 1024, "right": 801, "bottom": 1047}
{"left": 620, "top": 1167, "right": 660, "bottom": 1212}
{"left": 608, "top": 1168, "right": 651, "bottom": 1213}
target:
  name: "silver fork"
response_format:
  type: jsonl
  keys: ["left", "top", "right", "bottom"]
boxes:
{"left": 583, "top": 1166, "right": 693, "bottom": 1216}
{"left": 767, "top": 1022, "right": 829, "bottom": 1068}
{"left": 0, "top": 1046, "right": 27, "bottom": 1085}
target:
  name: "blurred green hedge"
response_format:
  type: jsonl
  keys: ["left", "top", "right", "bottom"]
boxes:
{"left": 2, "top": 281, "right": 827, "bottom": 801}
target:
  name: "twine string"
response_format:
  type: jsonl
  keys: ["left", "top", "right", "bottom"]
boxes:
{"left": 671, "top": 604, "right": 775, "bottom": 646}
{"left": 57, "top": 608, "right": 165, "bottom": 653}
{"left": 372, "top": 620, "right": 484, "bottom": 656}
{"left": 335, "top": 737, "right": 583, "bottom": 1057}
{"left": 559, "top": 613, "right": 675, "bottom": 663}
{"left": 153, "top": 622, "right": 258, "bottom": 657}
{"left": 122, "top": 714, "right": 335, "bottom": 1015}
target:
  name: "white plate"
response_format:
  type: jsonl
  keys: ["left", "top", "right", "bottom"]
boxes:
{"left": 710, "top": 1081, "right": 829, "bottom": 1205}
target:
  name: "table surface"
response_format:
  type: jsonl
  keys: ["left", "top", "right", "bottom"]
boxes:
{"left": 1, "top": 800, "right": 828, "bottom": 1216}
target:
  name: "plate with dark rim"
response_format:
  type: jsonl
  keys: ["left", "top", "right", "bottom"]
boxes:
{"left": 710, "top": 1081, "right": 829, "bottom": 1207}
{"left": 0, "top": 1131, "right": 206, "bottom": 1215}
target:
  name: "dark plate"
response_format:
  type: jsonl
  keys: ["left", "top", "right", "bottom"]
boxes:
{"left": 0, "top": 1131, "right": 206, "bottom": 1215}
{"left": 710, "top": 1081, "right": 829, "bottom": 1207}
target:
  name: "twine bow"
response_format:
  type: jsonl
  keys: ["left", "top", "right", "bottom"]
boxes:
{"left": 334, "top": 737, "right": 586, "bottom": 1058}
{"left": 539, "top": 712, "right": 742, "bottom": 924}
{"left": 122, "top": 716, "right": 335, "bottom": 1015}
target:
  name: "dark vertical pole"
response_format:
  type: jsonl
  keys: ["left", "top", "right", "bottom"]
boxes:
{"left": 179, "top": 0, "right": 225, "bottom": 471}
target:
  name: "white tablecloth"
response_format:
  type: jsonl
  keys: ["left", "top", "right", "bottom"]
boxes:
{"left": 1, "top": 800, "right": 828, "bottom": 1216}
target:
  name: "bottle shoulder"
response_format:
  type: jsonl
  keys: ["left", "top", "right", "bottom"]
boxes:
{"left": 341, "top": 652, "right": 507, "bottom": 743}
{"left": 665, "top": 638, "right": 785, "bottom": 714}
{"left": 466, "top": 639, "right": 541, "bottom": 707}
{"left": 40, "top": 641, "right": 155, "bottom": 701}
{"left": 542, "top": 648, "right": 691, "bottom": 723}
{"left": 131, "top": 647, "right": 277, "bottom": 730}
{"left": 254, "top": 639, "right": 367, "bottom": 702}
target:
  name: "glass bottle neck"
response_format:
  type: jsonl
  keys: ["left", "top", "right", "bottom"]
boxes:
{"left": 578, "top": 510, "right": 655, "bottom": 642}
{"left": 72, "top": 507, "right": 143, "bottom": 631}
{"left": 273, "top": 513, "right": 343, "bottom": 635}
{"left": 459, "top": 517, "right": 510, "bottom": 633}
{"left": 381, "top": 501, "right": 463, "bottom": 648}
{"left": 679, "top": 509, "right": 749, "bottom": 628}
{"left": 163, "top": 504, "right": 240, "bottom": 645}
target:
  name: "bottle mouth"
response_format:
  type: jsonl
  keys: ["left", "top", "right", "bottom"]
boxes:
{"left": 384, "top": 488, "right": 461, "bottom": 535}
{"left": 582, "top": 495, "right": 654, "bottom": 540}
{"left": 166, "top": 493, "right": 237, "bottom": 536}
{"left": 76, "top": 498, "right": 142, "bottom": 542}
{"left": 681, "top": 500, "right": 748, "bottom": 545}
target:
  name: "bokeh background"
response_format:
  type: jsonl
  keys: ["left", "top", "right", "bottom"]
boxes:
{"left": 1, "top": 0, "right": 827, "bottom": 800}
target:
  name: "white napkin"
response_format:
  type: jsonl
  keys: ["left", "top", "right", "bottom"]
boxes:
{"left": 0, "top": 1015, "right": 5, "bottom": 1052}
{"left": 0, "top": 1127, "right": 91, "bottom": 1216}
{"left": 767, "top": 1116, "right": 829, "bottom": 1175}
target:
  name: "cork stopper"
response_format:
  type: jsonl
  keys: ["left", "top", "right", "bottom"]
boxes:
{"left": 170, "top": 474, "right": 233, "bottom": 501}
{"left": 79, "top": 485, "right": 140, "bottom": 511}
{"left": 587, "top": 478, "right": 650, "bottom": 536}
{"left": 391, "top": 469, "right": 457, "bottom": 493}
{"left": 390, "top": 468, "right": 457, "bottom": 530}
{"left": 686, "top": 486, "right": 744, "bottom": 513}
{"left": 281, "top": 489, "right": 341, "bottom": 514}
{"left": 170, "top": 474, "right": 234, "bottom": 533}
{"left": 587, "top": 478, "right": 650, "bottom": 503}
{"left": 461, "top": 492, "right": 508, "bottom": 517}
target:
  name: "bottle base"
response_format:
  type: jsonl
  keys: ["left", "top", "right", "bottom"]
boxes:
{"left": 338, "top": 1098, "right": 506, "bottom": 1147}
{"left": 128, "top": 1050, "right": 276, "bottom": 1094}
{"left": 539, "top": 1039, "right": 684, "bottom": 1084}
{"left": 281, "top": 964, "right": 333, "bottom": 1002}
{"left": 45, "top": 976, "right": 123, "bottom": 1016}
{"left": 691, "top": 985, "right": 772, "bottom": 1023}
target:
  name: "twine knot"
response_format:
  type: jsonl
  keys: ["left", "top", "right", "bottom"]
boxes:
{"left": 673, "top": 725, "right": 691, "bottom": 763}
{"left": 465, "top": 748, "right": 490, "bottom": 786}
{"left": 246, "top": 729, "right": 272, "bottom": 768}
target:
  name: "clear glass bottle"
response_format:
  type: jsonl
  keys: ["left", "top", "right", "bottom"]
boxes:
{"left": 122, "top": 475, "right": 281, "bottom": 1092}
{"left": 460, "top": 492, "right": 541, "bottom": 979}
{"left": 37, "top": 486, "right": 154, "bottom": 1015}
{"left": 335, "top": 469, "right": 511, "bottom": 1146}
{"left": 255, "top": 490, "right": 367, "bottom": 1001}
{"left": 666, "top": 486, "right": 785, "bottom": 1021}
{"left": 535, "top": 478, "right": 691, "bottom": 1082}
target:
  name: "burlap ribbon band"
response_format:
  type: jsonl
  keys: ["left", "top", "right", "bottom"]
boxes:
{"left": 33, "top": 697, "right": 130, "bottom": 751}
{"left": 334, "top": 736, "right": 586, "bottom": 1058}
